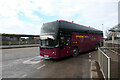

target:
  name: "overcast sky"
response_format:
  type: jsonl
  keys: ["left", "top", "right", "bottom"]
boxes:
{"left": 0, "top": 0, "right": 119, "bottom": 37}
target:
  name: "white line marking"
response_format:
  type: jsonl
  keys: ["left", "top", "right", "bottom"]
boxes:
{"left": 23, "top": 57, "right": 36, "bottom": 63}
{"left": 89, "top": 59, "right": 91, "bottom": 62}
{"left": 23, "top": 60, "right": 44, "bottom": 64}
{"left": 89, "top": 53, "right": 91, "bottom": 55}
{"left": 23, "top": 56, "right": 44, "bottom": 64}
{"left": 37, "top": 64, "right": 46, "bottom": 69}
{"left": 22, "top": 74, "right": 27, "bottom": 78}
{"left": 27, "top": 56, "right": 37, "bottom": 61}
{"left": 89, "top": 55, "right": 91, "bottom": 58}
{"left": 90, "top": 60, "right": 92, "bottom": 78}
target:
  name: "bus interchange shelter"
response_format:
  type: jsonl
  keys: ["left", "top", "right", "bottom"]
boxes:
{"left": 109, "top": 27, "right": 120, "bottom": 44}
{"left": 1, "top": 33, "right": 40, "bottom": 45}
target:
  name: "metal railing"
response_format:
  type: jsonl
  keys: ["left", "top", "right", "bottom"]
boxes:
{"left": 2, "top": 40, "right": 40, "bottom": 45}
{"left": 98, "top": 48, "right": 111, "bottom": 79}
{"left": 104, "top": 42, "right": 120, "bottom": 53}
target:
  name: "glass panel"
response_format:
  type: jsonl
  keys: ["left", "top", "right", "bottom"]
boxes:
{"left": 40, "top": 22, "right": 58, "bottom": 40}
{"left": 66, "top": 37, "right": 71, "bottom": 46}
{"left": 40, "top": 39, "right": 56, "bottom": 47}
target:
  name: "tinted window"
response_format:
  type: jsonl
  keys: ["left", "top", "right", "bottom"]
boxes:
{"left": 65, "top": 37, "right": 71, "bottom": 46}
{"left": 40, "top": 22, "right": 58, "bottom": 40}
{"left": 40, "top": 39, "right": 55, "bottom": 47}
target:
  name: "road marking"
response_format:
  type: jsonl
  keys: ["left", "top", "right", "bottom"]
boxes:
{"left": 23, "top": 56, "right": 44, "bottom": 64}
{"left": 22, "top": 74, "right": 27, "bottom": 78}
{"left": 22, "top": 57, "right": 37, "bottom": 64}
{"left": 90, "top": 60, "right": 92, "bottom": 78}
{"left": 23, "top": 59, "right": 44, "bottom": 64}
{"left": 27, "top": 56, "right": 37, "bottom": 61}
{"left": 89, "top": 59, "right": 91, "bottom": 62}
{"left": 37, "top": 64, "right": 46, "bottom": 69}
{"left": 89, "top": 53, "right": 92, "bottom": 62}
{"left": 89, "top": 53, "right": 91, "bottom": 55}
{"left": 89, "top": 55, "right": 91, "bottom": 58}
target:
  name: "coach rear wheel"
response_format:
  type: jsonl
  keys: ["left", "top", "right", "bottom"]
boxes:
{"left": 72, "top": 48, "right": 79, "bottom": 57}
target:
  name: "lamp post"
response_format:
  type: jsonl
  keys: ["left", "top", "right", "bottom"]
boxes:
{"left": 102, "top": 24, "right": 103, "bottom": 31}
{"left": 102, "top": 24, "right": 104, "bottom": 39}
{"left": 112, "top": 31, "right": 115, "bottom": 43}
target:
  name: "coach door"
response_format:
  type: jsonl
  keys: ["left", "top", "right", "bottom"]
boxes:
{"left": 59, "top": 36, "right": 66, "bottom": 58}
{"left": 65, "top": 36, "right": 71, "bottom": 56}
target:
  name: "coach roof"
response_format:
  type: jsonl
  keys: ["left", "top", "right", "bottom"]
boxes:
{"left": 44, "top": 20, "right": 103, "bottom": 35}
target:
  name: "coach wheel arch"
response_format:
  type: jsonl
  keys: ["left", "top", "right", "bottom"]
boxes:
{"left": 72, "top": 47, "right": 79, "bottom": 57}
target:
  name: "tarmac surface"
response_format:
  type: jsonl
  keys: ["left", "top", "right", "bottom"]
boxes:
{"left": 2, "top": 47, "right": 97, "bottom": 78}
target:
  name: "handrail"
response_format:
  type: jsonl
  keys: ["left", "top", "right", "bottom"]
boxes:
{"left": 98, "top": 48, "right": 110, "bottom": 59}
{"left": 98, "top": 47, "right": 111, "bottom": 79}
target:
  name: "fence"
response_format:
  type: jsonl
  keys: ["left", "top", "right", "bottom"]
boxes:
{"left": 104, "top": 42, "right": 120, "bottom": 53}
{"left": 2, "top": 40, "right": 40, "bottom": 45}
{"left": 1, "top": 34, "right": 40, "bottom": 45}
{"left": 98, "top": 48, "right": 111, "bottom": 79}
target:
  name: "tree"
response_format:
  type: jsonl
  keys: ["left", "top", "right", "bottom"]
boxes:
{"left": 105, "top": 30, "right": 112, "bottom": 40}
{"left": 105, "top": 24, "right": 120, "bottom": 40}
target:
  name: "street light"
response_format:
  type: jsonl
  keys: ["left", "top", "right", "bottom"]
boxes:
{"left": 102, "top": 24, "right": 103, "bottom": 31}
{"left": 102, "top": 24, "right": 104, "bottom": 38}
